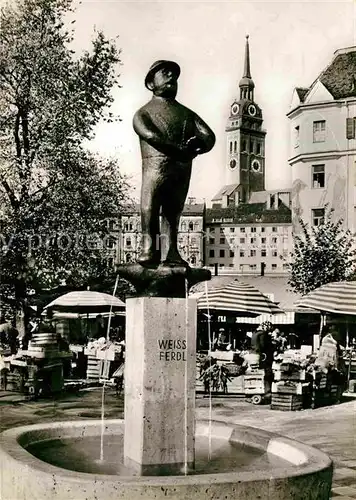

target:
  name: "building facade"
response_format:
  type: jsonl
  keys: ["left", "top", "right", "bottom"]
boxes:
{"left": 117, "top": 202, "right": 206, "bottom": 268}
{"left": 288, "top": 46, "right": 356, "bottom": 233}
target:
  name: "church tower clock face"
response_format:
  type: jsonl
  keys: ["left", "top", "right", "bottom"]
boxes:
{"left": 231, "top": 103, "right": 239, "bottom": 116}
{"left": 229, "top": 158, "right": 238, "bottom": 170}
{"left": 248, "top": 104, "right": 257, "bottom": 116}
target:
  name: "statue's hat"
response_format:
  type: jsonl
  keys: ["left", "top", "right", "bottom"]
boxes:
{"left": 145, "top": 60, "right": 180, "bottom": 89}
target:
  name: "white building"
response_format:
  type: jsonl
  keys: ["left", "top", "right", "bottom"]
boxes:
{"left": 288, "top": 46, "right": 356, "bottom": 233}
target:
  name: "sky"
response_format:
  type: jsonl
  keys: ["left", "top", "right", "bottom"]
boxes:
{"left": 5, "top": 0, "right": 356, "bottom": 204}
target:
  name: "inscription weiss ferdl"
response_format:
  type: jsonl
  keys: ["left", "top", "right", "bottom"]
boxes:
{"left": 158, "top": 339, "right": 187, "bottom": 361}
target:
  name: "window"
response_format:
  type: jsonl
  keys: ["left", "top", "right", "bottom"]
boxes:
{"left": 220, "top": 228, "right": 225, "bottom": 233}
{"left": 242, "top": 139, "right": 247, "bottom": 152}
{"left": 312, "top": 208, "right": 325, "bottom": 226}
{"left": 191, "top": 237, "right": 197, "bottom": 245}
{"left": 250, "top": 238, "right": 256, "bottom": 244}
{"left": 257, "top": 142, "right": 261, "bottom": 155}
{"left": 249, "top": 264, "right": 257, "bottom": 270}
{"left": 312, "top": 165, "right": 325, "bottom": 188}
{"left": 272, "top": 264, "right": 277, "bottom": 270}
{"left": 272, "top": 227, "right": 277, "bottom": 232}
{"left": 209, "top": 237, "right": 215, "bottom": 244}
{"left": 261, "top": 249, "right": 266, "bottom": 257}
{"left": 240, "top": 238, "right": 245, "bottom": 244}
{"left": 188, "top": 221, "right": 194, "bottom": 231}
{"left": 108, "top": 219, "right": 116, "bottom": 231}
{"left": 209, "top": 227, "right": 215, "bottom": 233}
{"left": 261, "top": 238, "right": 266, "bottom": 244}
{"left": 251, "top": 227, "right": 256, "bottom": 233}
{"left": 209, "top": 249, "right": 214, "bottom": 258}
{"left": 294, "top": 125, "right": 300, "bottom": 148}
{"left": 230, "top": 141, "right": 233, "bottom": 153}
{"left": 313, "top": 120, "right": 326, "bottom": 143}
{"left": 219, "top": 249, "right": 225, "bottom": 258}
{"left": 230, "top": 250, "right": 235, "bottom": 257}
{"left": 230, "top": 227, "right": 235, "bottom": 232}
{"left": 234, "top": 141, "right": 237, "bottom": 153}
{"left": 346, "top": 117, "right": 356, "bottom": 139}
{"left": 283, "top": 263, "right": 289, "bottom": 270}
{"left": 240, "top": 250, "right": 245, "bottom": 257}
{"left": 230, "top": 238, "right": 234, "bottom": 244}
{"left": 106, "top": 237, "right": 116, "bottom": 249}
{"left": 272, "top": 250, "right": 278, "bottom": 257}
{"left": 126, "top": 237, "right": 132, "bottom": 247}
{"left": 249, "top": 139, "right": 254, "bottom": 153}
{"left": 261, "top": 227, "right": 265, "bottom": 233}
{"left": 272, "top": 237, "right": 277, "bottom": 244}
{"left": 220, "top": 237, "right": 225, "bottom": 244}
{"left": 250, "top": 249, "right": 256, "bottom": 257}
{"left": 240, "top": 227, "right": 245, "bottom": 232}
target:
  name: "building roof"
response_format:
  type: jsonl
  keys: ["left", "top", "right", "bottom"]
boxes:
{"left": 211, "top": 184, "right": 239, "bottom": 201}
{"left": 206, "top": 202, "right": 292, "bottom": 224}
{"left": 121, "top": 203, "right": 205, "bottom": 216}
{"left": 296, "top": 46, "right": 356, "bottom": 103}
{"left": 319, "top": 47, "right": 356, "bottom": 99}
{"left": 181, "top": 203, "right": 205, "bottom": 215}
{"left": 295, "top": 87, "right": 309, "bottom": 103}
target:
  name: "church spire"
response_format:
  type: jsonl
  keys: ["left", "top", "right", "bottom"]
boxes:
{"left": 243, "top": 34, "right": 251, "bottom": 78}
{"left": 239, "top": 35, "right": 255, "bottom": 101}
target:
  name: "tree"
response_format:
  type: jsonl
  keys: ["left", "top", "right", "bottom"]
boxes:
{"left": 288, "top": 207, "right": 356, "bottom": 296}
{"left": 0, "top": 0, "right": 130, "bottom": 323}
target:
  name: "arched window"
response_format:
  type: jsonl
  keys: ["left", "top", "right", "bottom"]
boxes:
{"left": 181, "top": 221, "right": 187, "bottom": 231}
{"left": 234, "top": 141, "right": 237, "bottom": 153}
{"left": 242, "top": 139, "right": 246, "bottom": 152}
{"left": 229, "top": 141, "right": 232, "bottom": 153}
{"left": 188, "top": 221, "right": 194, "bottom": 231}
{"left": 257, "top": 142, "right": 261, "bottom": 155}
{"left": 249, "top": 140, "right": 254, "bottom": 153}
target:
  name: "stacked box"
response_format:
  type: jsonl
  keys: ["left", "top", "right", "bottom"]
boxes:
{"left": 244, "top": 370, "right": 265, "bottom": 395}
{"left": 271, "top": 363, "right": 311, "bottom": 411}
{"left": 271, "top": 393, "right": 303, "bottom": 411}
{"left": 86, "top": 354, "right": 100, "bottom": 382}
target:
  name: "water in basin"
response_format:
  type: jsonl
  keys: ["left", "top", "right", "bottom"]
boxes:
{"left": 26, "top": 433, "right": 292, "bottom": 476}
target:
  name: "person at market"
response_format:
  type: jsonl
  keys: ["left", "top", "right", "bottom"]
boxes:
{"left": 213, "top": 328, "right": 227, "bottom": 350}
{"left": 251, "top": 324, "right": 274, "bottom": 392}
{"left": 287, "top": 330, "right": 300, "bottom": 349}
{"left": 0, "top": 315, "right": 11, "bottom": 345}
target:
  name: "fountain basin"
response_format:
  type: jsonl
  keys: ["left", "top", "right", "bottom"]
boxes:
{"left": 0, "top": 419, "right": 332, "bottom": 499}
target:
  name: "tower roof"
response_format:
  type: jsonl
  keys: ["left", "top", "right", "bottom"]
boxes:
{"left": 239, "top": 35, "right": 255, "bottom": 89}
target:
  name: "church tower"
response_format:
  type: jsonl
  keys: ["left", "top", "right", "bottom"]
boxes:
{"left": 225, "top": 36, "right": 266, "bottom": 203}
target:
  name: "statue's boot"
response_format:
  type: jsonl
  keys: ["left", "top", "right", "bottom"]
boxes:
{"left": 137, "top": 249, "right": 160, "bottom": 267}
{"left": 163, "top": 247, "right": 189, "bottom": 268}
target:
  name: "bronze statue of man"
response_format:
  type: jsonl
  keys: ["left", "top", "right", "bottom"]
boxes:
{"left": 133, "top": 60, "right": 215, "bottom": 267}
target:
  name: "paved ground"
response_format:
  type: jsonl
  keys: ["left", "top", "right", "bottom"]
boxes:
{"left": 0, "top": 389, "right": 355, "bottom": 499}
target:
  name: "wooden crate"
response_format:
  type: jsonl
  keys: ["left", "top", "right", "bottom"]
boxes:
{"left": 271, "top": 393, "right": 303, "bottom": 411}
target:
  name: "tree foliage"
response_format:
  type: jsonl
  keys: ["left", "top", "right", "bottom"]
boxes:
{"left": 0, "top": 0, "right": 130, "bottom": 317}
{"left": 288, "top": 208, "right": 356, "bottom": 296}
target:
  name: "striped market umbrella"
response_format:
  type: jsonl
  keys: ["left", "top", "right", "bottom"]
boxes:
{"left": 43, "top": 291, "right": 125, "bottom": 314}
{"left": 197, "top": 280, "right": 283, "bottom": 316}
{"left": 295, "top": 281, "right": 356, "bottom": 315}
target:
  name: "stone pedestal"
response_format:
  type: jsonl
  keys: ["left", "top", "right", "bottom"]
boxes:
{"left": 124, "top": 297, "right": 197, "bottom": 475}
